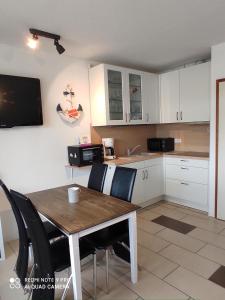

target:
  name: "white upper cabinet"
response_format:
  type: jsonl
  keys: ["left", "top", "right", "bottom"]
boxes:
{"left": 160, "top": 62, "right": 210, "bottom": 123}
{"left": 89, "top": 64, "right": 160, "bottom": 126}
{"left": 144, "top": 73, "right": 160, "bottom": 124}
{"left": 179, "top": 62, "right": 210, "bottom": 122}
{"left": 160, "top": 70, "right": 180, "bottom": 123}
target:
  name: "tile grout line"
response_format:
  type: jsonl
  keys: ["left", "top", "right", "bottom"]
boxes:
{"left": 138, "top": 226, "right": 205, "bottom": 254}
{"left": 158, "top": 245, "right": 222, "bottom": 282}
{"left": 112, "top": 259, "right": 191, "bottom": 300}
{"left": 188, "top": 232, "right": 225, "bottom": 254}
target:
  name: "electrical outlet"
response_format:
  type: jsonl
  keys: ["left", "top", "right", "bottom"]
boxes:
{"left": 175, "top": 138, "right": 182, "bottom": 144}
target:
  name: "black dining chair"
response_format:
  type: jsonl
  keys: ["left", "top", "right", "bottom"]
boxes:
{"left": 11, "top": 189, "right": 97, "bottom": 300}
{"left": 85, "top": 166, "right": 137, "bottom": 293}
{"left": 88, "top": 163, "right": 108, "bottom": 192}
{"left": 0, "top": 179, "right": 65, "bottom": 290}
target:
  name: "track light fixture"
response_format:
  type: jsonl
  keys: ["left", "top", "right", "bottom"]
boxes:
{"left": 28, "top": 28, "right": 65, "bottom": 54}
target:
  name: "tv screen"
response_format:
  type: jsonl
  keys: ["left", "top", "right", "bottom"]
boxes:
{"left": 0, "top": 74, "right": 43, "bottom": 128}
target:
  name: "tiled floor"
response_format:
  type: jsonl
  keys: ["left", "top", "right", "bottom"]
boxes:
{"left": 2, "top": 200, "right": 225, "bottom": 299}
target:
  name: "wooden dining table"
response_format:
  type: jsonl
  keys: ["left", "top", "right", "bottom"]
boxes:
{"left": 27, "top": 184, "right": 139, "bottom": 300}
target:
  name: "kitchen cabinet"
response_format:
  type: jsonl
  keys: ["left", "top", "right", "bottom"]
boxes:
{"left": 126, "top": 158, "right": 164, "bottom": 205}
{"left": 160, "top": 62, "right": 210, "bottom": 123}
{"left": 160, "top": 70, "right": 180, "bottom": 123}
{"left": 165, "top": 156, "right": 209, "bottom": 211}
{"left": 89, "top": 64, "right": 160, "bottom": 126}
{"left": 103, "top": 158, "right": 164, "bottom": 205}
{"left": 179, "top": 62, "right": 210, "bottom": 122}
{"left": 103, "top": 155, "right": 209, "bottom": 211}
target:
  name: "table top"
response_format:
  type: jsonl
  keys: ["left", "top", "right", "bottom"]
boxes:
{"left": 27, "top": 184, "right": 139, "bottom": 235}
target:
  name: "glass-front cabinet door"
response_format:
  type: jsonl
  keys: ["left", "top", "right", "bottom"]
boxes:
{"left": 128, "top": 72, "right": 144, "bottom": 123}
{"left": 106, "top": 68, "right": 126, "bottom": 124}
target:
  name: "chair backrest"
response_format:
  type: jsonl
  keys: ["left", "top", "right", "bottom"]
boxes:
{"left": 10, "top": 190, "right": 54, "bottom": 300}
{"left": 0, "top": 180, "right": 29, "bottom": 287}
{"left": 110, "top": 166, "right": 137, "bottom": 202}
{"left": 88, "top": 163, "right": 108, "bottom": 192}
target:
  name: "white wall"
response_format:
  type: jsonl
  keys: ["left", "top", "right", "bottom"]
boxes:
{"left": 0, "top": 43, "right": 92, "bottom": 240}
{"left": 0, "top": 43, "right": 92, "bottom": 193}
{"left": 209, "top": 42, "right": 225, "bottom": 217}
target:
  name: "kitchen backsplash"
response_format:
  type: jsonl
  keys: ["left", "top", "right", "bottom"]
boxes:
{"left": 91, "top": 125, "right": 156, "bottom": 156}
{"left": 91, "top": 123, "right": 210, "bottom": 156}
{"left": 156, "top": 123, "right": 210, "bottom": 152}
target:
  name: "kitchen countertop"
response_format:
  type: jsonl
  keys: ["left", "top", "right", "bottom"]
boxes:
{"left": 105, "top": 151, "right": 209, "bottom": 165}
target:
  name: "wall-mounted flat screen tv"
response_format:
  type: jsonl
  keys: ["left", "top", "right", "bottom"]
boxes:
{"left": 0, "top": 74, "right": 43, "bottom": 128}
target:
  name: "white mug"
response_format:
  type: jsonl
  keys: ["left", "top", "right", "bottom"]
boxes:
{"left": 68, "top": 187, "right": 80, "bottom": 203}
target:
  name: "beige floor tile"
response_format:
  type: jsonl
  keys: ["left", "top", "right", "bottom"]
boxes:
{"left": 181, "top": 215, "right": 225, "bottom": 233}
{"left": 161, "top": 203, "right": 208, "bottom": 220}
{"left": 82, "top": 264, "right": 138, "bottom": 300}
{"left": 137, "top": 229, "right": 169, "bottom": 252}
{"left": 147, "top": 206, "right": 187, "bottom": 220}
{"left": 138, "top": 245, "right": 178, "bottom": 279}
{"left": 137, "top": 210, "right": 161, "bottom": 221}
{"left": 160, "top": 244, "right": 220, "bottom": 278}
{"left": 137, "top": 217, "right": 164, "bottom": 234}
{"left": 157, "top": 228, "right": 205, "bottom": 252}
{"left": 189, "top": 227, "right": 225, "bottom": 250}
{"left": 99, "top": 252, "right": 130, "bottom": 279}
{"left": 219, "top": 228, "right": 225, "bottom": 236}
{"left": 120, "top": 269, "right": 188, "bottom": 300}
{"left": 0, "top": 247, "right": 17, "bottom": 284}
{"left": 198, "top": 244, "right": 225, "bottom": 265}
{"left": 8, "top": 240, "right": 19, "bottom": 255}
{"left": 0, "top": 283, "right": 26, "bottom": 300}
{"left": 165, "top": 267, "right": 225, "bottom": 300}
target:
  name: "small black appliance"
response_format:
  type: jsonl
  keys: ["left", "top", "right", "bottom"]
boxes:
{"left": 68, "top": 144, "right": 104, "bottom": 167}
{"left": 147, "top": 138, "right": 175, "bottom": 152}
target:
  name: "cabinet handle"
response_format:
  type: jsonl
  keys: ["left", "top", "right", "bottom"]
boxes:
{"left": 146, "top": 113, "right": 150, "bottom": 122}
{"left": 176, "top": 112, "right": 179, "bottom": 121}
{"left": 180, "top": 111, "right": 183, "bottom": 120}
{"left": 181, "top": 167, "right": 189, "bottom": 170}
{"left": 142, "top": 170, "right": 145, "bottom": 180}
{"left": 125, "top": 113, "right": 127, "bottom": 123}
{"left": 181, "top": 182, "right": 189, "bottom": 185}
{"left": 180, "top": 159, "right": 188, "bottom": 162}
{"left": 128, "top": 113, "right": 131, "bottom": 122}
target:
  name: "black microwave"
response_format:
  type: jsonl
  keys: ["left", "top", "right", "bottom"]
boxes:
{"left": 68, "top": 144, "right": 104, "bottom": 167}
{"left": 147, "top": 138, "right": 175, "bottom": 152}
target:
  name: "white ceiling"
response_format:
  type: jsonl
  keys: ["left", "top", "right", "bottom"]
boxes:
{"left": 1, "top": 0, "right": 225, "bottom": 71}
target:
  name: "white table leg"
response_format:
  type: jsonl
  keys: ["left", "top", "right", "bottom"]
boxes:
{"left": 69, "top": 234, "right": 82, "bottom": 300}
{"left": 128, "top": 211, "right": 137, "bottom": 283}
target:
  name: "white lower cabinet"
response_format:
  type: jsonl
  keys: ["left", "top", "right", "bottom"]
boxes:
{"left": 104, "top": 156, "right": 209, "bottom": 211}
{"left": 104, "top": 158, "right": 164, "bottom": 206}
{"left": 132, "top": 164, "right": 163, "bottom": 205}
{"left": 165, "top": 157, "right": 209, "bottom": 211}
{"left": 166, "top": 179, "right": 208, "bottom": 209}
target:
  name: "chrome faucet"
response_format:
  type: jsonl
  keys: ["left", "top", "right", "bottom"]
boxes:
{"left": 127, "top": 145, "right": 142, "bottom": 156}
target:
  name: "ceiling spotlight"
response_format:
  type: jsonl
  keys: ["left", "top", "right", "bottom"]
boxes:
{"left": 28, "top": 28, "right": 66, "bottom": 54}
{"left": 27, "top": 34, "right": 38, "bottom": 49}
{"left": 54, "top": 39, "right": 65, "bottom": 55}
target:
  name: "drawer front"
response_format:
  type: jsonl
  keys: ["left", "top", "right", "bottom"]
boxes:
{"left": 166, "top": 179, "right": 208, "bottom": 206}
{"left": 120, "top": 161, "right": 146, "bottom": 169}
{"left": 144, "top": 157, "right": 163, "bottom": 167}
{"left": 120, "top": 157, "right": 162, "bottom": 169}
{"left": 165, "top": 157, "right": 209, "bottom": 169}
{"left": 166, "top": 164, "right": 208, "bottom": 184}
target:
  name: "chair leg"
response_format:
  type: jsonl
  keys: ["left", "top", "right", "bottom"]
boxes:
{"left": 26, "top": 263, "right": 36, "bottom": 299}
{"left": 105, "top": 249, "right": 109, "bottom": 294}
{"left": 61, "top": 274, "right": 72, "bottom": 300}
{"left": 28, "top": 244, "right": 33, "bottom": 267}
{"left": 118, "top": 241, "right": 142, "bottom": 271}
{"left": 93, "top": 253, "right": 97, "bottom": 300}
